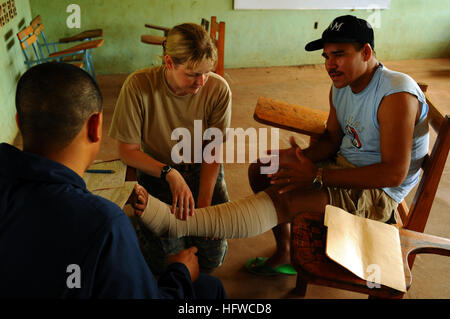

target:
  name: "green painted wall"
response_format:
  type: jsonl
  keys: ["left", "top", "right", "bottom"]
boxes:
{"left": 1, "top": 0, "right": 449, "bottom": 143}
{"left": 29, "top": 0, "right": 449, "bottom": 75}
{"left": 0, "top": 0, "right": 32, "bottom": 144}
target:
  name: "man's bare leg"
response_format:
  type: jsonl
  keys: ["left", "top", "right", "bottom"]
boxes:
{"left": 266, "top": 223, "right": 291, "bottom": 269}
{"left": 134, "top": 163, "right": 329, "bottom": 240}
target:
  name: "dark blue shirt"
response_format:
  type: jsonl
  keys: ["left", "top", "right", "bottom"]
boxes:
{"left": 0, "top": 143, "right": 195, "bottom": 298}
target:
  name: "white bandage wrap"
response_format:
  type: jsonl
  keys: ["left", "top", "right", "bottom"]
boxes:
{"left": 139, "top": 192, "right": 278, "bottom": 239}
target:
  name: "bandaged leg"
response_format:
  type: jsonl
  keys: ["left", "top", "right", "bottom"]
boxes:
{"left": 139, "top": 191, "right": 278, "bottom": 239}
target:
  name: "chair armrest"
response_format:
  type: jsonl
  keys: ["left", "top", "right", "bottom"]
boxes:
{"left": 399, "top": 228, "right": 450, "bottom": 288}
{"left": 145, "top": 23, "right": 170, "bottom": 36}
{"left": 400, "top": 228, "right": 450, "bottom": 258}
{"left": 59, "top": 29, "right": 103, "bottom": 43}
{"left": 141, "top": 35, "right": 166, "bottom": 45}
{"left": 48, "top": 39, "right": 104, "bottom": 58}
{"left": 254, "top": 97, "right": 328, "bottom": 137}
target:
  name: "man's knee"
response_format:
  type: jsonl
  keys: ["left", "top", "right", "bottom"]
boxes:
{"left": 248, "top": 161, "right": 271, "bottom": 193}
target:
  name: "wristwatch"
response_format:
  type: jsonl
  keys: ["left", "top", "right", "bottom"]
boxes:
{"left": 160, "top": 165, "right": 172, "bottom": 181}
{"left": 312, "top": 167, "right": 324, "bottom": 190}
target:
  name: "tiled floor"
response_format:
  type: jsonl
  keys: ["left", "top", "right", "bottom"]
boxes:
{"left": 94, "top": 58, "right": 450, "bottom": 299}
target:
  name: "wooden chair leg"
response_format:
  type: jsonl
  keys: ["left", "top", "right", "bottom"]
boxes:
{"left": 293, "top": 274, "right": 308, "bottom": 296}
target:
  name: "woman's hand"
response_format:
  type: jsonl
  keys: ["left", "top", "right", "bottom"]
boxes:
{"left": 166, "top": 169, "right": 196, "bottom": 220}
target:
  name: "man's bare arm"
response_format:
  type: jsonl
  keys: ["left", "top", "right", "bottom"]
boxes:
{"left": 322, "top": 92, "right": 419, "bottom": 189}
{"left": 271, "top": 91, "right": 419, "bottom": 191}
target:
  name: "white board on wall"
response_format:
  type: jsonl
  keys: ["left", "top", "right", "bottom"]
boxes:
{"left": 234, "top": 0, "right": 391, "bottom": 10}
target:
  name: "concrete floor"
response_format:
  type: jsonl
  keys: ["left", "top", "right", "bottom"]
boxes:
{"left": 96, "top": 58, "right": 450, "bottom": 299}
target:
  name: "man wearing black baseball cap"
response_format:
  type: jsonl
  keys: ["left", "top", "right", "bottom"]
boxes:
{"left": 305, "top": 15, "right": 374, "bottom": 52}
{"left": 246, "top": 15, "right": 430, "bottom": 276}
{"left": 304, "top": 15, "right": 377, "bottom": 92}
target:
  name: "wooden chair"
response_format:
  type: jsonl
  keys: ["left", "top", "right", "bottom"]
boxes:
{"left": 57, "top": 24, "right": 103, "bottom": 82}
{"left": 58, "top": 29, "right": 103, "bottom": 44}
{"left": 253, "top": 84, "right": 450, "bottom": 298}
{"left": 17, "top": 23, "right": 84, "bottom": 70}
{"left": 140, "top": 16, "right": 226, "bottom": 77}
{"left": 141, "top": 23, "right": 169, "bottom": 47}
{"left": 26, "top": 15, "right": 104, "bottom": 80}
{"left": 208, "top": 16, "right": 225, "bottom": 77}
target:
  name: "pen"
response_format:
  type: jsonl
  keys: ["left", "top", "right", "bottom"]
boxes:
{"left": 86, "top": 169, "right": 115, "bottom": 174}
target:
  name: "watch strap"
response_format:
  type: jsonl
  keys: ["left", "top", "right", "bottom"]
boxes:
{"left": 160, "top": 165, "right": 172, "bottom": 181}
{"left": 312, "top": 167, "right": 324, "bottom": 189}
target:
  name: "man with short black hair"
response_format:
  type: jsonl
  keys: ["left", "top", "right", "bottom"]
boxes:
{"left": 0, "top": 62, "right": 226, "bottom": 299}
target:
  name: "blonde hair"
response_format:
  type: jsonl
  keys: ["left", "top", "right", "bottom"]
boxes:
{"left": 164, "top": 23, "right": 217, "bottom": 69}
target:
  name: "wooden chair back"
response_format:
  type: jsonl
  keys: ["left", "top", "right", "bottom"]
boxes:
{"left": 396, "top": 88, "right": 450, "bottom": 265}
{"left": 29, "top": 15, "right": 54, "bottom": 57}
{"left": 209, "top": 16, "right": 225, "bottom": 77}
{"left": 141, "top": 23, "right": 169, "bottom": 51}
{"left": 30, "top": 15, "right": 83, "bottom": 60}
{"left": 17, "top": 24, "right": 41, "bottom": 68}
{"left": 18, "top": 15, "right": 104, "bottom": 79}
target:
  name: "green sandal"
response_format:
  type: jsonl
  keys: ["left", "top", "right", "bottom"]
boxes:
{"left": 245, "top": 257, "right": 297, "bottom": 276}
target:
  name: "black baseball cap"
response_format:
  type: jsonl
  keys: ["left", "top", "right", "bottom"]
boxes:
{"left": 305, "top": 15, "right": 374, "bottom": 51}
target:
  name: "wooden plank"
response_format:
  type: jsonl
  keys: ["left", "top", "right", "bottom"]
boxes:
{"left": 30, "top": 15, "right": 42, "bottom": 29}
{"left": 406, "top": 116, "right": 450, "bottom": 233}
{"left": 400, "top": 227, "right": 450, "bottom": 270}
{"left": 215, "top": 21, "right": 225, "bottom": 77}
{"left": 48, "top": 39, "right": 104, "bottom": 58}
{"left": 17, "top": 25, "right": 33, "bottom": 40}
{"left": 20, "top": 34, "right": 37, "bottom": 49}
{"left": 254, "top": 97, "right": 328, "bottom": 136}
{"left": 59, "top": 29, "right": 103, "bottom": 43}
{"left": 33, "top": 23, "right": 44, "bottom": 36}
{"left": 396, "top": 200, "right": 409, "bottom": 226}
{"left": 141, "top": 35, "right": 165, "bottom": 45}
{"left": 145, "top": 23, "right": 170, "bottom": 34}
{"left": 210, "top": 16, "right": 219, "bottom": 37}
{"left": 426, "top": 94, "right": 445, "bottom": 133}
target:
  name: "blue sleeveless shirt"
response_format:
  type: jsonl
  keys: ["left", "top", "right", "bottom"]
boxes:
{"left": 332, "top": 64, "right": 429, "bottom": 203}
